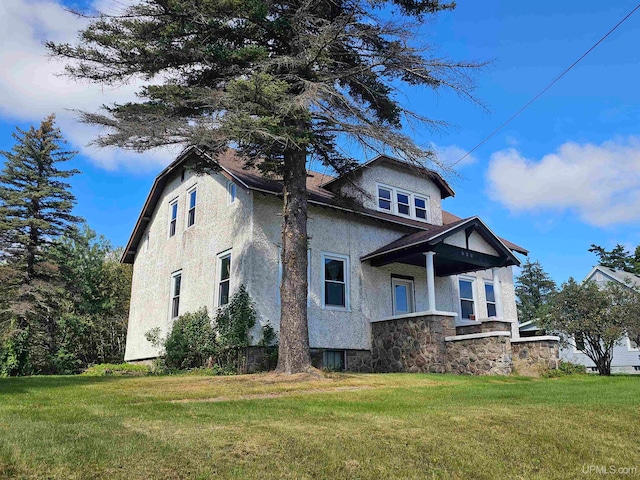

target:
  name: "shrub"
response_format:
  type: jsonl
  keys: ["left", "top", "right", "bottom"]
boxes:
{"left": 164, "top": 307, "right": 217, "bottom": 370}
{"left": 83, "top": 363, "right": 151, "bottom": 376}
{"left": 215, "top": 285, "right": 256, "bottom": 348}
{"left": 543, "top": 361, "right": 586, "bottom": 378}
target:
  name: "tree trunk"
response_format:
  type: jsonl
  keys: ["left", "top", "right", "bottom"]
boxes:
{"left": 276, "top": 149, "right": 311, "bottom": 374}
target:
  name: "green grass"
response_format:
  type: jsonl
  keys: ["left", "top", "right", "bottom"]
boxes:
{"left": 0, "top": 373, "right": 638, "bottom": 479}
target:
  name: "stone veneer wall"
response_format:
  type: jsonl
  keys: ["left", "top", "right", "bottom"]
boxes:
{"left": 444, "top": 335, "right": 512, "bottom": 375}
{"left": 371, "top": 315, "right": 456, "bottom": 373}
{"left": 511, "top": 340, "right": 560, "bottom": 376}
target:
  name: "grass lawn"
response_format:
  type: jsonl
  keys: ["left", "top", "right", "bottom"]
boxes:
{"left": 0, "top": 372, "right": 639, "bottom": 479}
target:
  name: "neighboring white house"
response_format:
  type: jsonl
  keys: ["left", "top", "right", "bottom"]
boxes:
{"left": 122, "top": 147, "right": 558, "bottom": 374}
{"left": 559, "top": 266, "right": 640, "bottom": 374}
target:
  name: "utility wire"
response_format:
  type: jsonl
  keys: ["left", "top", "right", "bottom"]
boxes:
{"left": 451, "top": 3, "right": 640, "bottom": 167}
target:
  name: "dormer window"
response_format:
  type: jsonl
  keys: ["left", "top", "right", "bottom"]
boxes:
{"left": 376, "top": 183, "right": 430, "bottom": 222}
{"left": 378, "top": 186, "right": 392, "bottom": 211}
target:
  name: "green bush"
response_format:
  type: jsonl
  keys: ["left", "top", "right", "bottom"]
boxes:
{"left": 82, "top": 363, "right": 151, "bottom": 376}
{"left": 164, "top": 307, "right": 217, "bottom": 370}
{"left": 543, "top": 361, "right": 587, "bottom": 378}
{"left": 216, "top": 285, "right": 256, "bottom": 348}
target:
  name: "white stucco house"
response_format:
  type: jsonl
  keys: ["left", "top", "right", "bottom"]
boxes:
{"left": 122, "top": 147, "right": 559, "bottom": 374}
{"left": 557, "top": 266, "right": 640, "bottom": 374}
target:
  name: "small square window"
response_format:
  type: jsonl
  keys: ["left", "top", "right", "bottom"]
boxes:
{"left": 324, "top": 350, "right": 345, "bottom": 371}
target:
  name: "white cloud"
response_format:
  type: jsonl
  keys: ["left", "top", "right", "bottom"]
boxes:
{"left": 431, "top": 143, "right": 477, "bottom": 169}
{"left": 487, "top": 138, "right": 640, "bottom": 227}
{"left": 0, "top": 0, "right": 177, "bottom": 171}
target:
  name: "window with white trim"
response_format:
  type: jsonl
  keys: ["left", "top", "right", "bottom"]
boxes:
{"left": 187, "top": 188, "right": 197, "bottom": 227}
{"left": 377, "top": 186, "right": 392, "bottom": 211}
{"left": 458, "top": 277, "right": 476, "bottom": 321}
{"left": 227, "top": 181, "right": 236, "bottom": 204}
{"left": 169, "top": 199, "right": 178, "bottom": 237}
{"left": 485, "top": 282, "right": 497, "bottom": 317}
{"left": 277, "top": 248, "right": 311, "bottom": 305}
{"left": 392, "top": 277, "right": 415, "bottom": 316}
{"left": 217, "top": 251, "right": 231, "bottom": 306}
{"left": 375, "top": 183, "right": 430, "bottom": 222}
{"left": 170, "top": 271, "right": 182, "bottom": 319}
{"left": 322, "top": 253, "right": 349, "bottom": 309}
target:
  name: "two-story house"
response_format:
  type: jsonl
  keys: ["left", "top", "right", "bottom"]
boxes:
{"left": 122, "top": 147, "right": 560, "bottom": 374}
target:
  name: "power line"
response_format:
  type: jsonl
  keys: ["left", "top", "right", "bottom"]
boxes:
{"left": 452, "top": 3, "right": 640, "bottom": 167}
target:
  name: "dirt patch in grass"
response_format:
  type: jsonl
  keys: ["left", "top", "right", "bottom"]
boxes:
{"left": 169, "top": 385, "right": 378, "bottom": 403}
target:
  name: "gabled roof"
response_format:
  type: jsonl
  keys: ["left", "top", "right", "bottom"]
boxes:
{"left": 585, "top": 265, "right": 640, "bottom": 289}
{"left": 360, "top": 216, "right": 522, "bottom": 269}
{"left": 320, "top": 154, "right": 456, "bottom": 199}
{"left": 122, "top": 147, "right": 527, "bottom": 263}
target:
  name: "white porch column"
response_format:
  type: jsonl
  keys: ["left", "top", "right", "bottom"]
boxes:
{"left": 425, "top": 252, "right": 436, "bottom": 312}
{"left": 492, "top": 267, "right": 504, "bottom": 318}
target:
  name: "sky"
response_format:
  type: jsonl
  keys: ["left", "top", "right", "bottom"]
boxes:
{"left": 1, "top": 0, "right": 639, "bottom": 285}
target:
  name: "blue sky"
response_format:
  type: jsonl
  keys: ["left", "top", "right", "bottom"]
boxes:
{"left": 1, "top": 1, "right": 639, "bottom": 284}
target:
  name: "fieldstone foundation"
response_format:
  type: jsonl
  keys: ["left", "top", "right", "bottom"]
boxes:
{"left": 371, "top": 314, "right": 456, "bottom": 373}
{"left": 444, "top": 334, "right": 512, "bottom": 375}
{"left": 511, "top": 339, "right": 560, "bottom": 376}
{"left": 369, "top": 314, "right": 560, "bottom": 376}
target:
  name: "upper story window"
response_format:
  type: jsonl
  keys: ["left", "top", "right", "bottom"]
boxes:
{"left": 376, "top": 183, "right": 430, "bottom": 222}
{"left": 187, "top": 188, "right": 197, "bottom": 227}
{"left": 227, "top": 181, "right": 236, "bottom": 204}
{"left": 322, "top": 252, "right": 350, "bottom": 310}
{"left": 485, "top": 282, "right": 497, "bottom": 317}
{"left": 169, "top": 199, "right": 178, "bottom": 237}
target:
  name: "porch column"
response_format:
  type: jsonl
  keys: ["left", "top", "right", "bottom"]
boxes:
{"left": 492, "top": 267, "right": 504, "bottom": 318}
{"left": 424, "top": 252, "right": 436, "bottom": 312}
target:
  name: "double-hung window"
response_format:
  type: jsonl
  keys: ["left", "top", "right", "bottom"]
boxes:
{"left": 217, "top": 251, "right": 231, "bottom": 306}
{"left": 459, "top": 277, "right": 476, "bottom": 321}
{"left": 170, "top": 272, "right": 182, "bottom": 319}
{"left": 396, "top": 191, "right": 411, "bottom": 216}
{"left": 377, "top": 186, "right": 392, "bottom": 211}
{"left": 322, "top": 253, "right": 349, "bottom": 309}
{"left": 169, "top": 200, "right": 178, "bottom": 237}
{"left": 485, "top": 282, "right": 497, "bottom": 317}
{"left": 187, "top": 188, "right": 197, "bottom": 227}
{"left": 376, "top": 183, "right": 430, "bottom": 222}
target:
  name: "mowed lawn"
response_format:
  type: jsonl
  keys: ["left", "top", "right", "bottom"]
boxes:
{"left": 0, "top": 373, "right": 639, "bottom": 479}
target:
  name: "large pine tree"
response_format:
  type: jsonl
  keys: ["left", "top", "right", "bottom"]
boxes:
{"left": 515, "top": 259, "right": 557, "bottom": 324}
{"left": 0, "top": 115, "right": 81, "bottom": 374}
{"left": 48, "top": 0, "right": 482, "bottom": 373}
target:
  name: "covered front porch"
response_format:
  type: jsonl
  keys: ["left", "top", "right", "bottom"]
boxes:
{"left": 360, "top": 217, "right": 559, "bottom": 375}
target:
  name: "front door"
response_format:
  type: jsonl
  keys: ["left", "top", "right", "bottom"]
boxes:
{"left": 392, "top": 278, "right": 415, "bottom": 316}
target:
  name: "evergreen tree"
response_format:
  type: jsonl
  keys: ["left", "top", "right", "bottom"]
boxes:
{"left": 0, "top": 115, "right": 81, "bottom": 375}
{"left": 48, "top": 0, "right": 483, "bottom": 373}
{"left": 588, "top": 243, "right": 640, "bottom": 274}
{"left": 515, "top": 259, "right": 557, "bottom": 324}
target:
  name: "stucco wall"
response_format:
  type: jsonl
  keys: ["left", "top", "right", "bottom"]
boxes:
{"left": 443, "top": 230, "right": 498, "bottom": 256}
{"left": 124, "top": 169, "right": 254, "bottom": 361}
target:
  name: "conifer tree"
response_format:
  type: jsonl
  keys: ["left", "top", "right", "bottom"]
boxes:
{"left": 515, "top": 259, "right": 557, "bottom": 324}
{"left": 0, "top": 115, "right": 81, "bottom": 374}
{"left": 48, "top": 0, "right": 483, "bottom": 373}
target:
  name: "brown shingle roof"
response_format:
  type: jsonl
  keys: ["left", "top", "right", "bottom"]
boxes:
{"left": 122, "top": 146, "right": 527, "bottom": 263}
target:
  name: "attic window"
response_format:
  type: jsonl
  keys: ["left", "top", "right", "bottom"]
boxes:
{"left": 378, "top": 187, "right": 391, "bottom": 211}
{"left": 376, "top": 183, "right": 431, "bottom": 222}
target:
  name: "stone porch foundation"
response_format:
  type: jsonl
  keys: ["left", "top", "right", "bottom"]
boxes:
{"left": 370, "top": 313, "right": 559, "bottom": 376}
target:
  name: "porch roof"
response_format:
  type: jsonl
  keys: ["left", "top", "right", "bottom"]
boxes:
{"left": 361, "top": 216, "right": 522, "bottom": 276}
